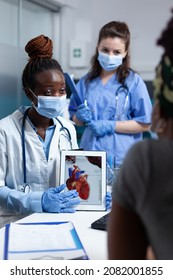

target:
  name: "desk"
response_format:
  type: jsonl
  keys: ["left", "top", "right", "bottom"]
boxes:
{"left": 0, "top": 211, "right": 108, "bottom": 260}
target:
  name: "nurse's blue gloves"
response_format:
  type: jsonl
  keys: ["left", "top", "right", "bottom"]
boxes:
{"left": 106, "top": 192, "right": 112, "bottom": 210}
{"left": 88, "top": 120, "right": 115, "bottom": 137}
{"left": 41, "top": 184, "right": 80, "bottom": 213}
{"left": 76, "top": 104, "right": 92, "bottom": 123}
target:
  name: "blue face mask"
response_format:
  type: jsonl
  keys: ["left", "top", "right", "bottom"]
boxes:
{"left": 97, "top": 51, "right": 123, "bottom": 71}
{"left": 29, "top": 89, "right": 67, "bottom": 118}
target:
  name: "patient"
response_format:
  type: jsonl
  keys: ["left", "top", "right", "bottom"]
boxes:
{"left": 107, "top": 8, "right": 173, "bottom": 260}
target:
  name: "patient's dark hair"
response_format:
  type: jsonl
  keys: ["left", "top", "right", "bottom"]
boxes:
{"left": 22, "top": 35, "right": 63, "bottom": 91}
{"left": 157, "top": 8, "right": 173, "bottom": 62}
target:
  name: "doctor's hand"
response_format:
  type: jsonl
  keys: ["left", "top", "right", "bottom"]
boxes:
{"left": 75, "top": 104, "right": 92, "bottom": 123}
{"left": 41, "top": 184, "right": 80, "bottom": 213}
{"left": 87, "top": 120, "right": 115, "bottom": 137}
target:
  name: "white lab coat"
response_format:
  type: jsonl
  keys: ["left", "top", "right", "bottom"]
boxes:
{"left": 0, "top": 108, "right": 78, "bottom": 215}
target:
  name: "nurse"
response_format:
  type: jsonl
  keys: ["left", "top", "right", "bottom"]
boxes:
{"left": 69, "top": 21, "right": 152, "bottom": 183}
{"left": 0, "top": 35, "right": 80, "bottom": 216}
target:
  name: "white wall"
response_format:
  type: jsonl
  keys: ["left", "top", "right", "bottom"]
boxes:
{"left": 57, "top": 0, "right": 173, "bottom": 80}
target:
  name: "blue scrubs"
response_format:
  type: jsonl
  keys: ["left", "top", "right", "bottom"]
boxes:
{"left": 69, "top": 71, "right": 152, "bottom": 167}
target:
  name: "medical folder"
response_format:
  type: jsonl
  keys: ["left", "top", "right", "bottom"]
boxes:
{"left": 64, "top": 72, "right": 82, "bottom": 105}
{"left": 4, "top": 221, "right": 88, "bottom": 260}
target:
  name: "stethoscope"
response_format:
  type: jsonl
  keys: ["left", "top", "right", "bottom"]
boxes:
{"left": 115, "top": 84, "right": 129, "bottom": 119}
{"left": 82, "top": 83, "right": 129, "bottom": 118}
{"left": 21, "top": 107, "right": 72, "bottom": 193}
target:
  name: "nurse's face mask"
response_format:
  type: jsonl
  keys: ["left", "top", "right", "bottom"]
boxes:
{"left": 97, "top": 51, "right": 123, "bottom": 71}
{"left": 29, "top": 88, "right": 67, "bottom": 119}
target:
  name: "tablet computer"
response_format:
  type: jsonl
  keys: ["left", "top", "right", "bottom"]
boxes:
{"left": 60, "top": 150, "right": 107, "bottom": 211}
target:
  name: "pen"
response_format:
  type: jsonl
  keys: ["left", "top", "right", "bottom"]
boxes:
{"left": 68, "top": 105, "right": 94, "bottom": 112}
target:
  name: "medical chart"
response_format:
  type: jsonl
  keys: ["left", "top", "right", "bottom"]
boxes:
{"left": 4, "top": 222, "right": 88, "bottom": 260}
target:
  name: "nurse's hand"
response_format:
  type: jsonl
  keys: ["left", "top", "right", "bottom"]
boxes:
{"left": 88, "top": 120, "right": 115, "bottom": 137}
{"left": 41, "top": 184, "right": 80, "bottom": 213}
{"left": 76, "top": 104, "right": 92, "bottom": 123}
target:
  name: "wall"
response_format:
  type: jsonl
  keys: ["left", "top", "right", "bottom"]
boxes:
{"left": 0, "top": 0, "right": 59, "bottom": 118}
{"left": 0, "top": 0, "right": 172, "bottom": 119}
{"left": 58, "top": 0, "right": 173, "bottom": 80}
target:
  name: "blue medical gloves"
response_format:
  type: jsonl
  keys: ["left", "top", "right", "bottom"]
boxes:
{"left": 106, "top": 192, "right": 112, "bottom": 210}
{"left": 76, "top": 104, "right": 92, "bottom": 123}
{"left": 88, "top": 120, "right": 115, "bottom": 137}
{"left": 41, "top": 184, "right": 80, "bottom": 213}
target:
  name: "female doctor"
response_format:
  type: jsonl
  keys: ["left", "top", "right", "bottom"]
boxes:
{"left": 69, "top": 21, "right": 152, "bottom": 183}
{"left": 0, "top": 35, "right": 80, "bottom": 216}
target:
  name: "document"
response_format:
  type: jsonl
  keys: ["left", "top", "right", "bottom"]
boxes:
{"left": 4, "top": 221, "right": 88, "bottom": 260}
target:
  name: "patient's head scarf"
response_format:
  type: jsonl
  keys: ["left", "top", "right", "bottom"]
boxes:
{"left": 153, "top": 8, "right": 173, "bottom": 117}
{"left": 153, "top": 55, "right": 173, "bottom": 117}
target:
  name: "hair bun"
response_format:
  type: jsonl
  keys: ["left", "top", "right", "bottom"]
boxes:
{"left": 25, "top": 34, "right": 53, "bottom": 61}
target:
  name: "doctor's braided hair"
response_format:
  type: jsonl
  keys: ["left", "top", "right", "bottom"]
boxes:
{"left": 22, "top": 34, "right": 63, "bottom": 90}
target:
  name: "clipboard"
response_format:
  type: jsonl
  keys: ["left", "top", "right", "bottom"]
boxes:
{"left": 4, "top": 221, "right": 88, "bottom": 260}
{"left": 64, "top": 72, "right": 82, "bottom": 105}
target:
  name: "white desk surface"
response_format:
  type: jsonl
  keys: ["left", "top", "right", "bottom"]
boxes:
{"left": 0, "top": 211, "right": 108, "bottom": 260}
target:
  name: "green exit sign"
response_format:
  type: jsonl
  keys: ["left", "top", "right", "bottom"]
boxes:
{"left": 73, "top": 48, "right": 81, "bottom": 58}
